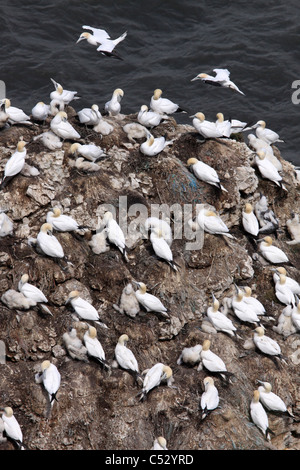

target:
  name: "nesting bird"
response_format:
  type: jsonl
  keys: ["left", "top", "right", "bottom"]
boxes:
{"left": 102, "top": 211, "right": 128, "bottom": 261}
{"left": 1, "top": 98, "right": 30, "bottom": 124}
{"left": 187, "top": 157, "right": 228, "bottom": 192}
{"left": 50, "top": 111, "right": 81, "bottom": 140}
{"left": 250, "top": 390, "right": 273, "bottom": 440}
{"left": 177, "top": 344, "right": 202, "bottom": 367}
{"left": 1, "top": 407, "right": 24, "bottom": 450}
{"left": 257, "top": 381, "right": 293, "bottom": 416}
{"left": 83, "top": 326, "right": 110, "bottom": 370}
{"left": 191, "top": 68, "right": 245, "bottom": 95}
{"left": 140, "top": 131, "right": 173, "bottom": 157}
{"left": 273, "top": 304, "right": 297, "bottom": 337}
{"left": 150, "top": 228, "right": 178, "bottom": 271}
{"left": 150, "top": 89, "right": 185, "bottom": 115}
{"left": 114, "top": 334, "right": 140, "bottom": 381}
{"left": 258, "top": 236, "right": 289, "bottom": 264}
{"left": 200, "top": 377, "right": 220, "bottom": 420}
{"left": 104, "top": 88, "right": 124, "bottom": 116}
{"left": 114, "top": 283, "right": 140, "bottom": 318}
{"left": 151, "top": 436, "right": 168, "bottom": 450}
{"left": 253, "top": 327, "right": 282, "bottom": 359}
{"left": 1, "top": 140, "right": 27, "bottom": 187}
{"left": 77, "top": 104, "right": 102, "bottom": 126}
{"left": 46, "top": 207, "right": 83, "bottom": 232}
{"left": 138, "top": 363, "right": 173, "bottom": 401}
{"left": 63, "top": 328, "right": 89, "bottom": 362}
{"left": 18, "top": 274, "right": 51, "bottom": 314}
{"left": 255, "top": 194, "right": 279, "bottom": 235}
{"left": 206, "top": 295, "right": 238, "bottom": 337}
{"left": 144, "top": 217, "right": 172, "bottom": 247}
{"left": 272, "top": 267, "right": 300, "bottom": 295}
{"left": 215, "top": 112, "right": 232, "bottom": 137}
{"left": 197, "top": 204, "right": 233, "bottom": 238}
{"left": 31, "top": 101, "right": 49, "bottom": 122}
{"left": 0, "top": 101, "right": 9, "bottom": 128}
{"left": 133, "top": 281, "right": 168, "bottom": 316}
{"left": 242, "top": 287, "right": 266, "bottom": 316}
{"left": 274, "top": 272, "right": 296, "bottom": 307}
{"left": 200, "top": 340, "right": 231, "bottom": 381}
{"left": 255, "top": 120, "right": 284, "bottom": 145}
{"left": 137, "top": 105, "right": 166, "bottom": 128}
{"left": 50, "top": 78, "right": 79, "bottom": 105}
{"left": 35, "top": 360, "right": 61, "bottom": 407}
{"left": 70, "top": 142, "right": 107, "bottom": 162}
{"left": 286, "top": 213, "right": 300, "bottom": 245}
{"left": 242, "top": 203, "right": 259, "bottom": 236}
{"left": 255, "top": 150, "right": 287, "bottom": 191}
{"left": 231, "top": 286, "right": 261, "bottom": 324}
{"left": 291, "top": 298, "right": 300, "bottom": 331}
{"left": 191, "top": 112, "right": 226, "bottom": 139}
{"left": 66, "top": 290, "right": 103, "bottom": 324}
{"left": 36, "top": 223, "right": 65, "bottom": 259}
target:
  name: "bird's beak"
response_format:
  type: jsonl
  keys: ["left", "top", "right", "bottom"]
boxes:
{"left": 189, "top": 114, "right": 196, "bottom": 118}
{"left": 76, "top": 36, "right": 84, "bottom": 44}
{"left": 65, "top": 297, "right": 71, "bottom": 305}
{"left": 233, "top": 283, "right": 239, "bottom": 294}
{"left": 191, "top": 76, "right": 199, "bottom": 82}
{"left": 131, "top": 280, "right": 139, "bottom": 287}
{"left": 256, "top": 380, "right": 264, "bottom": 384}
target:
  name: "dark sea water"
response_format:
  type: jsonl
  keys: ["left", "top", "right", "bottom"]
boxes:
{"left": 1, "top": 0, "right": 300, "bottom": 166}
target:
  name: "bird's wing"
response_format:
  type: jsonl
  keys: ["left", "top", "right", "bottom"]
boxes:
{"left": 213, "top": 68, "right": 230, "bottom": 80}
{"left": 82, "top": 25, "right": 110, "bottom": 42}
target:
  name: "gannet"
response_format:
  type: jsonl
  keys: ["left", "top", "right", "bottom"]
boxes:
{"left": 191, "top": 68, "right": 245, "bottom": 95}
{"left": 273, "top": 304, "right": 297, "bottom": 337}
{"left": 257, "top": 381, "right": 293, "bottom": 416}
{"left": 215, "top": 113, "right": 232, "bottom": 138}
{"left": 50, "top": 111, "right": 81, "bottom": 140}
{"left": 74, "top": 157, "right": 100, "bottom": 172}
{"left": 46, "top": 207, "right": 83, "bottom": 232}
{"left": 272, "top": 267, "right": 300, "bottom": 294}
{"left": 1, "top": 407, "right": 24, "bottom": 450}
{"left": 140, "top": 130, "right": 173, "bottom": 156}
{"left": 138, "top": 363, "right": 173, "bottom": 401}
{"left": 31, "top": 101, "right": 49, "bottom": 122}
{"left": 200, "top": 340, "right": 230, "bottom": 380}
{"left": 197, "top": 204, "right": 233, "bottom": 238}
{"left": 18, "top": 273, "right": 48, "bottom": 305}
{"left": 50, "top": 78, "right": 79, "bottom": 105}
{"left": 274, "top": 273, "right": 296, "bottom": 306}
{"left": 242, "top": 203, "right": 259, "bottom": 236}
{"left": 242, "top": 287, "right": 266, "bottom": 316}
{"left": 254, "top": 194, "right": 279, "bottom": 235}
{"left": 200, "top": 377, "right": 220, "bottom": 420}
{"left": 291, "top": 297, "right": 300, "bottom": 331}
{"left": 63, "top": 328, "right": 89, "bottom": 362}
{"left": 114, "top": 283, "right": 140, "bottom": 318}
{"left": 36, "top": 223, "right": 65, "bottom": 259}
{"left": 83, "top": 326, "right": 110, "bottom": 369}
{"left": 70, "top": 142, "right": 107, "bottom": 162}
{"left": 33, "top": 130, "right": 63, "bottom": 150}
{"left": 253, "top": 327, "right": 282, "bottom": 357}
{"left": 0, "top": 101, "right": 9, "bottom": 128}
{"left": 286, "top": 213, "right": 300, "bottom": 245}
{"left": 258, "top": 236, "right": 289, "bottom": 264}
{"left": 77, "top": 104, "right": 101, "bottom": 126}
{"left": 248, "top": 134, "right": 282, "bottom": 171}
{"left": 1, "top": 289, "right": 37, "bottom": 310}
{"left": 151, "top": 436, "right": 168, "bottom": 450}
{"left": 137, "top": 105, "right": 166, "bottom": 128}
{"left": 77, "top": 26, "right": 127, "bottom": 59}
{"left": 133, "top": 281, "right": 168, "bottom": 316}
{"left": 102, "top": 211, "right": 128, "bottom": 260}
{"left": 1, "top": 98, "right": 31, "bottom": 124}
{"left": 250, "top": 390, "right": 273, "bottom": 440}
{"left": 66, "top": 290, "right": 102, "bottom": 324}
{"left": 177, "top": 344, "right": 202, "bottom": 366}
{"left": 150, "top": 89, "right": 186, "bottom": 115}
{"left": 1, "top": 140, "right": 27, "bottom": 186}
{"left": 206, "top": 295, "right": 237, "bottom": 336}
{"left": 232, "top": 286, "right": 261, "bottom": 324}
{"left": 0, "top": 211, "right": 13, "bottom": 237}
{"left": 115, "top": 334, "right": 140, "bottom": 381}
{"left": 187, "top": 157, "right": 228, "bottom": 192}
{"left": 191, "top": 112, "right": 226, "bottom": 139}
{"left": 255, "top": 150, "right": 287, "bottom": 191}
{"left": 255, "top": 120, "right": 284, "bottom": 145}
{"left": 230, "top": 119, "right": 254, "bottom": 133}
{"left": 38, "top": 360, "right": 61, "bottom": 406}
{"left": 49, "top": 98, "right": 65, "bottom": 116}
{"left": 150, "top": 228, "right": 177, "bottom": 271}
{"left": 144, "top": 217, "right": 172, "bottom": 246}
{"left": 104, "top": 88, "right": 124, "bottom": 116}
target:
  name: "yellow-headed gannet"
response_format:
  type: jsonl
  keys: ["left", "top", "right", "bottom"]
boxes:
{"left": 46, "top": 207, "right": 82, "bottom": 232}
{"left": 50, "top": 111, "right": 81, "bottom": 140}
{"left": 0, "top": 211, "right": 13, "bottom": 237}
{"left": 66, "top": 290, "right": 103, "bottom": 324}
{"left": 215, "top": 112, "right": 232, "bottom": 138}
{"left": 63, "top": 328, "right": 89, "bottom": 362}
{"left": 1, "top": 140, "right": 27, "bottom": 187}
{"left": 144, "top": 217, "right": 172, "bottom": 246}
{"left": 248, "top": 134, "right": 282, "bottom": 171}
{"left": 150, "top": 88, "right": 186, "bottom": 115}
{"left": 258, "top": 236, "right": 289, "bottom": 264}
{"left": 115, "top": 334, "right": 140, "bottom": 381}
{"left": 36, "top": 223, "right": 65, "bottom": 259}
{"left": 77, "top": 26, "right": 127, "bottom": 59}
{"left": 151, "top": 436, "right": 168, "bottom": 450}
{"left": 177, "top": 344, "right": 202, "bottom": 367}
{"left": 1, "top": 407, "right": 24, "bottom": 450}
{"left": 274, "top": 272, "right": 296, "bottom": 306}
{"left": 190, "top": 112, "right": 226, "bottom": 139}
{"left": 104, "top": 88, "right": 124, "bottom": 116}
{"left": 253, "top": 327, "right": 282, "bottom": 357}
{"left": 255, "top": 150, "right": 287, "bottom": 191}
{"left": 140, "top": 130, "right": 173, "bottom": 156}
{"left": 232, "top": 285, "right": 261, "bottom": 324}
{"left": 50, "top": 78, "right": 80, "bottom": 105}
{"left": 83, "top": 326, "right": 110, "bottom": 370}
{"left": 133, "top": 281, "right": 168, "bottom": 316}
{"left": 200, "top": 376, "right": 220, "bottom": 420}
{"left": 38, "top": 360, "right": 61, "bottom": 407}
{"left": 70, "top": 142, "right": 107, "bottom": 162}
{"left": 250, "top": 390, "right": 273, "bottom": 440}
{"left": 255, "top": 120, "right": 284, "bottom": 145}
{"left": 103, "top": 211, "right": 128, "bottom": 261}
{"left": 291, "top": 297, "right": 300, "bottom": 331}
{"left": 31, "top": 101, "right": 49, "bottom": 122}
{"left": 257, "top": 381, "right": 293, "bottom": 416}
{"left": 200, "top": 340, "right": 231, "bottom": 380}
{"left": 272, "top": 267, "right": 300, "bottom": 294}
{"left": 242, "top": 286, "right": 266, "bottom": 316}
{"left": 242, "top": 203, "right": 259, "bottom": 236}
{"left": 197, "top": 204, "right": 233, "bottom": 238}
{"left": 1, "top": 98, "right": 30, "bottom": 124}
{"left": 18, "top": 273, "right": 48, "bottom": 304}
{"left": 191, "top": 68, "right": 245, "bottom": 95}
{"left": 137, "top": 105, "right": 166, "bottom": 128}
{"left": 150, "top": 228, "right": 178, "bottom": 271}
{"left": 138, "top": 362, "right": 173, "bottom": 401}
{"left": 77, "top": 104, "right": 102, "bottom": 126}
{"left": 187, "top": 157, "right": 227, "bottom": 192}
{"left": 0, "top": 101, "right": 9, "bottom": 128}
{"left": 206, "top": 295, "right": 237, "bottom": 337}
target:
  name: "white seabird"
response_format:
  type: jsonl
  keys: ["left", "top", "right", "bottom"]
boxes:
{"left": 286, "top": 212, "right": 300, "bottom": 245}
{"left": 272, "top": 267, "right": 300, "bottom": 295}
{"left": 137, "top": 105, "right": 166, "bottom": 128}
{"left": 83, "top": 326, "right": 110, "bottom": 369}
{"left": 150, "top": 88, "right": 185, "bottom": 115}
{"left": 258, "top": 236, "right": 289, "bottom": 264}
{"left": 50, "top": 111, "right": 81, "bottom": 140}
{"left": 133, "top": 281, "right": 168, "bottom": 316}
{"left": 242, "top": 286, "right": 266, "bottom": 316}
{"left": 206, "top": 295, "right": 237, "bottom": 337}
{"left": 37, "top": 360, "right": 61, "bottom": 407}
{"left": 66, "top": 290, "right": 103, "bottom": 324}
{"left": 255, "top": 150, "right": 287, "bottom": 191}
{"left": 36, "top": 223, "right": 65, "bottom": 259}
{"left": 273, "top": 304, "right": 297, "bottom": 337}
{"left": 113, "top": 283, "right": 140, "bottom": 318}
{"left": 77, "top": 104, "right": 102, "bottom": 126}
{"left": 46, "top": 207, "right": 82, "bottom": 232}
{"left": 253, "top": 327, "right": 282, "bottom": 357}
{"left": 1, "top": 140, "right": 27, "bottom": 187}
{"left": 151, "top": 436, "right": 168, "bottom": 450}
{"left": 104, "top": 88, "right": 124, "bottom": 116}
{"left": 248, "top": 134, "right": 282, "bottom": 171}
{"left": 1, "top": 98, "right": 31, "bottom": 124}
{"left": 102, "top": 211, "right": 128, "bottom": 260}
{"left": 70, "top": 142, "right": 107, "bottom": 162}
{"left": 200, "top": 340, "right": 230, "bottom": 380}
{"left": 1, "top": 407, "right": 24, "bottom": 450}
{"left": 140, "top": 130, "right": 173, "bottom": 156}
{"left": 115, "top": 334, "right": 140, "bottom": 380}
{"left": 257, "top": 381, "right": 293, "bottom": 416}
{"left": 187, "top": 157, "right": 228, "bottom": 192}
{"left": 197, "top": 204, "right": 233, "bottom": 238}
{"left": 200, "top": 376, "right": 220, "bottom": 420}
{"left": 138, "top": 363, "right": 173, "bottom": 401}
{"left": 191, "top": 112, "right": 226, "bottom": 139}
{"left": 191, "top": 68, "right": 245, "bottom": 95}
{"left": 144, "top": 217, "right": 172, "bottom": 247}
{"left": 215, "top": 112, "right": 232, "bottom": 138}
{"left": 50, "top": 78, "right": 79, "bottom": 105}
{"left": 242, "top": 203, "right": 259, "bottom": 236}
{"left": 18, "top": 273, "right": 48, "bottom": 304}
{"left": 33, "top": 130, "right": 63, "bottom": 150}
{"left": 63, "top": 328, "right": 89, "bottom": 362}
{"left": 31, "top": 101, "right": 49, "bottom": 122}
{"left": 77, "top": 25, "right": 127, "bottom": 59}
{"left": 150, "top": 228, "right": 177, "bottom": 271}
{"left": 291, "top": 297, "right": 300, "bottom": 331}
{"left": 250, "top": 390, "right": 273, "bottom": 440}
{"left": 177, "top": 344, "right": 202, "bottom": 367}
{"left": 255, "top": 120, "right": 284, "bottom": 145}
{"left": 232, "top": 286, "right": 261, "bottom": 324}
{"left": 0, "top": 101, "right": 9, "bottom": 128}
{"left": 274, "top": 273, "right": 296, "bottom": 306}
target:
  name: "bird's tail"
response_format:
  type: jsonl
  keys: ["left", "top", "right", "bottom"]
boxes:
{"left": 113, "top": 31, "right": 127, "bottom": 46}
